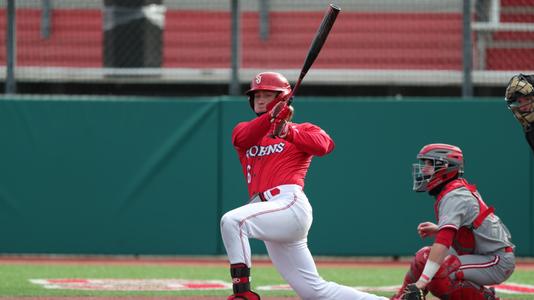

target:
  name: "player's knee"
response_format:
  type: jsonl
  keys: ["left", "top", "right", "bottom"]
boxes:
{"left": 414, "top": 246, "right": 431, "bottom": 263}
{"left": 220, "top": 211, "right": 240, "bottom": 232}
{"left": 411, "top": 246, "right": 431, "bottom": 270}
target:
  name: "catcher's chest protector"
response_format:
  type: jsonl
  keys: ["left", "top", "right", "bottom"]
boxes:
{"left": 435, "top": 179, "right": 494, "bottom": 255}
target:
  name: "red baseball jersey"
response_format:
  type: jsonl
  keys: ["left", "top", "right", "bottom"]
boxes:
{"left": 232, "top": 113, "right": 335, "bottom": 198}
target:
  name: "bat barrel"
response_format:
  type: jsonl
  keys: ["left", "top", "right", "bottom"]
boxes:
{"left": 301, "top": 4, "right": 340, "bottom": 76}
{"left": 291, "top": 3, "right": 340, "bottom": 102}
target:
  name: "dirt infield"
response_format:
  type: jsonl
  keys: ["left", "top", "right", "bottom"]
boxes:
{"left": 0, "top": 255, "right": 411, "bottom": 267}
{"left": 1, "top": 255, "right": 533, "bottom": 269}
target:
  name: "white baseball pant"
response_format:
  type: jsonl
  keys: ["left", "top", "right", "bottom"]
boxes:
{"left": 220, "top": 184, "right": 388, "bottom": 300}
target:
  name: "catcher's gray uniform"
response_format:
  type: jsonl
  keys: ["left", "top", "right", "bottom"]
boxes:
{"left": 436, "top": 181, "right": 515, "bottom": 286}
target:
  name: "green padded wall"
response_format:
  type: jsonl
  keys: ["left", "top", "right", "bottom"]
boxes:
{"left": 220, "top": 97, "right": 532, "bottom": 256}
{"left": 0, "top": 96, "right": 531, "bottom": 256}
{"left": 0, "top": 96, "right": 221, "bottom": 255}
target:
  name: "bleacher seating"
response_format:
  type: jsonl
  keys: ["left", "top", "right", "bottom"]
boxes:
{"left": 10, "top": 7, "right": 530, "bottom": 72}
{"left": 239, "top": 12, "right": 461, "bottom": 70}
{"left": 485, "top": 0, "right": 534, "bottom": 70}
{"left": 0, "top": 9, "right": 102, "bottom": 67}
{"left": 164, "top": 10, "right": 230, "bottom": 68}
{"left": 165, "top": 11, "right": 462, "bottom": 70}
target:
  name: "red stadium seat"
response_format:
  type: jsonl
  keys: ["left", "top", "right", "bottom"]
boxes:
{"left": 0, "top": 9, "right": 464, "bottom": 71}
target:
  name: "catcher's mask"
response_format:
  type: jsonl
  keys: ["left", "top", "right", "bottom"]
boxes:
{"left": 246, "top": 72, "right": 291, "bottom": 115}
{"left": 412, "top": 143, "right": 464, "bottom": 192}
{"left": 505, "top": 74, "right": 534, "bottom": 130}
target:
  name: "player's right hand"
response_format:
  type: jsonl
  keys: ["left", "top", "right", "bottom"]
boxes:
{"left": 270, "top": 101, "right": 293, "bottom": 123}
{"left": 417, "top": 222, "right": 438, "bottom": 239}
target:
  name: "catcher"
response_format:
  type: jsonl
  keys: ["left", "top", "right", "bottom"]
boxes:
{"left": 505, "top": 73, "right": 534, "bottom": 152}
{"left": 392, "top": 143, "right": 515, "bottom": 300}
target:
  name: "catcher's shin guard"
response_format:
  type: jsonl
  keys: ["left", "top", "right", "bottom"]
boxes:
{"left": 426, "top": 254, "right": 462, "bottom": 298}
{"left": 391, "top": 247, "right": 430, "bottom": 299}
{"left": 227, "top": 263, "right": 260, "bottom": 300}
{"left": 426, "top": 255, "right": 498, "bottom": 300}
{"left": 446, "top": 282, "right": 499, "bottom": 300}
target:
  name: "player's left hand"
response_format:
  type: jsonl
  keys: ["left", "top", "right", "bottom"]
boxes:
{"left": 401, "top": 283, "right": 426, "bottom": 300}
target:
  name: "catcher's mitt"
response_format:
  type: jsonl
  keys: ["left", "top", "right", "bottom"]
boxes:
{"left": 401, "top": 284, "right": 426, "bottom": 300}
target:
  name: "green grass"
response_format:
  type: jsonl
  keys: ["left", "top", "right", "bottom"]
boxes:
{"left": 0, "top": 262, "right": 532, "bottom": 298}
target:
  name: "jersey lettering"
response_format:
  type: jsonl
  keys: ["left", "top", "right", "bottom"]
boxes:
{"left": 246, "top": 143, "right": 285, "bottom": 158}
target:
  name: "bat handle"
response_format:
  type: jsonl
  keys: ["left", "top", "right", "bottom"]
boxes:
{"left": 287, "top": 78, "right": 303, "bottom": 105}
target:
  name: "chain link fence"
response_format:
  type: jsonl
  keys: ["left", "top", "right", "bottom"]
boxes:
{"left": 1, "top": 0, "right": 534, "bottom": 95}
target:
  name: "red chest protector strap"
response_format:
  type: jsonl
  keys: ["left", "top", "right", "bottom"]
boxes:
{"left": 435, "top": 179, "right": 494, "bottom": 229}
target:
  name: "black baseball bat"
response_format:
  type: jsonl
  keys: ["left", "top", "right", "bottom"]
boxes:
{"left": 288, "top": 3, "right": 340, "bottom": 104}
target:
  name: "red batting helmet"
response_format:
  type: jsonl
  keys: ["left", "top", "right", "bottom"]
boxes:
{"left": 412, "top": 143, "right": 464, "bottom": 192}
{"left": 246, "top": 72, "right": 291, "bottom": 112}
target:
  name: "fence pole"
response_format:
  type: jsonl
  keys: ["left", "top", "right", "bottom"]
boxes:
{"left": 41, "top": 0, "right": 52, "bottom": 39}
{"left": 462, "top": 0, "right": 473, "bottom": 98}
{"left": 229, "top": 0, "right": 241, "bottom": 96}
{"left": 5, "top": 0, "right": 16, "bottom": 94}
{"left": 259, "top": 0, "right": 269, "bottom": 41}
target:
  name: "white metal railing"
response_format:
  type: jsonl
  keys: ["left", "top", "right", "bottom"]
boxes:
{"left": 472, "top": 0, "right": 534, "bottom": 71}
{"left": 473, "top": 0, "right": 534, "bottom": 32}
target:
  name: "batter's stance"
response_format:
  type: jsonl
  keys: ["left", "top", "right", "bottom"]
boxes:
{"left": 220, "top": 72, "right": 387, "bottom": 300}
{"left": 392, "top": 144, "right": 515, "bottom": 300}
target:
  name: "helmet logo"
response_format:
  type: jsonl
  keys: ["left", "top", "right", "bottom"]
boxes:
{"left": 255, "top": 74, "right": 262, "bottom": 84}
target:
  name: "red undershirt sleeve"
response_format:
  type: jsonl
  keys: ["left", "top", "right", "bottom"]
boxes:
{"left": 434, "top": 227, "right": 456, "bottom": 248}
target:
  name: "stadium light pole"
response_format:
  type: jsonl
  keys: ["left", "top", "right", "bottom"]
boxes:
{"left": 5, "top": 0, "right": 16, "bottom": 94}
{"left": 229, "top": 0, "right": 241, "bottom": 96}
{"left": 462, "top": 0, "right": 473, "bottom": 98}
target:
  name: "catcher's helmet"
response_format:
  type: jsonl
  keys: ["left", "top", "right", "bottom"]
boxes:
{"left": 246, "top": 72, "right": 291, "bottom": 113}
{"left": 505, "top": 74, "right": 534, "bottom": 129}
{"left": 412, "top": 143, "right": 464, "bottom": 192}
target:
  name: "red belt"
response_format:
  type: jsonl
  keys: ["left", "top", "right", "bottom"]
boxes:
{"left": 258, "top": 188, "right": 281, "bottom": 202}
{"left": 504, "top": 246, "right": 513, "bottom": 253}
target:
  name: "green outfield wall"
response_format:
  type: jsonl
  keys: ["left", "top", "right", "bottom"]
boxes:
{"left": 0, "top": 96, "right": 532, "bottom": 257}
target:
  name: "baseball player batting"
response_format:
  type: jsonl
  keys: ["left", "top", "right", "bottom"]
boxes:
{"left": 392, "top": 143, "right": 515, "bottom": 300}
{"left": 220, "top": 72, "right": 388, "bottom": 300}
